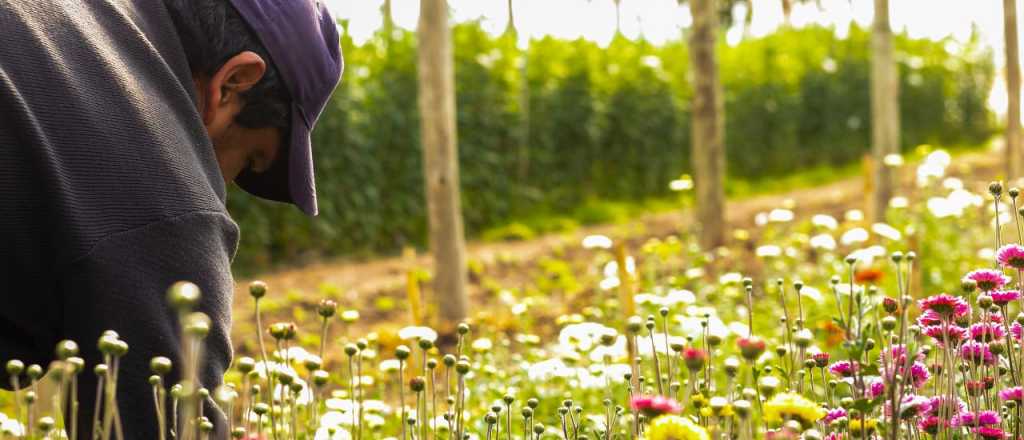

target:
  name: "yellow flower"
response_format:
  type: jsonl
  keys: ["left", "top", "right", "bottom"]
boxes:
{"left": 644, "top": 415, "right": 709, "bottom": 440}
{"left": 849, "top": 418, "right": 878, "bottom": 435}
{"left": 763, "top": 392, "right": 826, "bottom": 427}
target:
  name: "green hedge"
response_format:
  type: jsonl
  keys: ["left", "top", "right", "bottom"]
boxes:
{"left": 227, "top": 23, "right": 995, "bottom": 272}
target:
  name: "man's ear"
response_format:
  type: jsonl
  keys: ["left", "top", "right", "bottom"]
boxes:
{"left": 203, "top": 51, "right": 267, "bottom": 125}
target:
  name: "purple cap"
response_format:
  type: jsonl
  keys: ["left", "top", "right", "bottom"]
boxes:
{"left": 230, "top": 0, "right": 344, "bottom": 216}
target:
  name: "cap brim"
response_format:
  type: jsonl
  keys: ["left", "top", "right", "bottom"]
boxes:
{"left": 235, "top": 104, "right": 317, "bottom": 216}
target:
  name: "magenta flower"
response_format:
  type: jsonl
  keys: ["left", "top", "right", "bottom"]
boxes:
{"left": 918, "top": 416, "right": 944, "bottom": 435}
{"left": 923, "top": 325, "right": 967, "bottom": 345}
{"left": 925, "top": 396, "right": 966, "bottom": 417}
{"left": 997, "top": 244, "right": 1024, "bottom": 269}
{"left": 964, "top": 269, "right": 1011, "bottom": 291}
{"left": 918, "top": 294, "right": 970, "bottom": 318}
{"left": 973, "top": 427, "right": 1006, "bottom": 440}
{"left": 991, "top": 289, "right": 1021, "bottom": 306}
{"left": 629, "top": 395, "right": 681, "bottom": 417}
{"left": 1012, "top": 322, "right": 1023, "bottom": 341}
{"left": 886, "top": 394, "right": 930, "bottom": 419}
{"left": 1000, "top": 386, "right": 1024, "bottom": 402}
{"left": 954, "top": 410, "right": 1000, "bottom": 427}
{"left": 868, "top": 380, "right": 885, "bottom": 398}
{"left": 916, "top": 309, "right": 943, "bottom": 327}
{"left": 960, "top": 341, "right": 996, "bottom": 365}
{"left": 908, "top": 362, "right": 930, "bottom": 388}
{"left": 822, "top": 408, "right": 847, "bottom": 424}
{"left": 970, "top": 322, "right": 1006, "bottom": 342}
{"left": 828, "top": 360, "right": 858, "bottom": 378}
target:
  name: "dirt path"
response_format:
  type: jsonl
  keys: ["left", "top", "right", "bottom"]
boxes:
{"left": 232, "top": 147, "right": 1001, "bottom": 335}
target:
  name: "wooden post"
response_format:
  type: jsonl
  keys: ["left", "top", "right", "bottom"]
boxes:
{"left": 869, "top": 0, "right": 900, "bottom": 223}
{"left": 1006, "top": 0, "right": 1022, "bottom": 179}
{"left": 687, "top": 0, "right": 727, "bottom": 250}
{"left": 417, "top": 0, "right": 469, "bottom": 330}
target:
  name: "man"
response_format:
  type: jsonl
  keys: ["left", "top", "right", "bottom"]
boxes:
{"left": 0, "top": 0, "right": 342, "bottom": 437}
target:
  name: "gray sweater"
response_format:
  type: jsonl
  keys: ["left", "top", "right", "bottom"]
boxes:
{"left": 1, "top": 0, "right": 235, "bottom": 438}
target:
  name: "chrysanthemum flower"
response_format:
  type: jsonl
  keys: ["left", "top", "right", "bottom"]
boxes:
{"left": 682, "top": 347, "right": 706, "bottom": 371}
{"left": 736, "top": 337, "right": 766, "bottom": 361}
{"left": 916, "top": 310, "right": 944, "bottom": 327}
{"left": 964, "top": 269, "right": 1011, "bottom": 292}
{"left": 991, "top": 290, "right": 1021, "bottom": 306}
{"left": 973, "top": 427, "right": 1006, "bottom": 440}
{"left": 886, "top": 394, "right": 930, "bottom": 419}
{"left": 960, "top": 341, "right": 996, "bottom": 365}
{"left": 643, "top": 415, "right": 709, "bottom": 440}
{"left": 630, "top": 395, "right": 682, "bottom": 418}
{"left": 925, "top": 396, "right": 966, "bottom": 417}
{"left": 970, "top": 322, "right": 1006, "bottom": 342}
{"left": 848, "top": 418, "right": 878, "bottom": 436}
{"left": 918, "top": 416, "right": 944, "bottom": 435}
{"left": 827, "top": 360, "right": 858, "bottom": 378}
{"left": 923, "top": 325, "right": 966, "bottom": 345}
{"left": 918, "top": 294, "right": 970, "bottom": 318}
{"left": 763, "top": 392, "right": 826, "bottom": 427}
{"left": 997, "top": 244, "right": 1024, "bottom": 270}
{"left": 1012, "top": 322, "right": 1023, "bottom": 341}
{"left": 822, "top": 408, "right": 847, "bottom": 424}
{"left": 812, "top": 352, "right": 830, "bottom": 368}
{"left": 953, "top": 410, "right": 1000, "bottom": 427}
{"left": 867, "top": 380, "right": 885, "bottom": 398}
{"left": 999, "top": 386, "right": 1024, "bottom": 402}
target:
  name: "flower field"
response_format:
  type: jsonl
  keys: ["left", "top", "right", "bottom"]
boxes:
{"left": 5, "top": 147, "right": 1023, "bottom": 440}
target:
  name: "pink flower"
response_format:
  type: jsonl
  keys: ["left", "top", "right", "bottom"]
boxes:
{"left": 828, "top": 360, "right": 858, "bottom": 378}
{"left": 973, "top": 427, "right": 1006, "bottom": 439}
{"left": 822, "top": 408, "right": 847, "bottom": 424}
{"left": 954, "top": 410, "right": 1000, "bottom": 427}
{"left": 925, "top": 396, "right": 966, "bottom": 417}
{"left": 970, "top": 322, "right": 1006, "bottom": 342}
{"left": 918, "top": 294, "right": 970, "bottom": 318}
{"left": 923, "top": 325, "right": 967, "bottom": 344}
{"left": 964, "top": 269, "right": 1011, "bottom": 292}
{"left": 960, "top": 341, "right": 996, "bottom": 365}
{"left": 916, "top": 310, "right": 943, "bottom": 327}
{"left": 812, "top": 352, "right": 831, "bottom": 368}
{"left": 868, "top": 380, "right": 885, "bottom": 397}
{"left": 1012, "top": 322, "right": 1023, "bottom": 341}
{"left": 908, "top": 362, "right": 930, "bottom": 388}
{"left": 736, "top": 337, "right": 766, "bottom": 361}
{"left": 991, "top": 290, "right": 1021, "bottom": 306}
{"left": 886, "top": 394, "right": 930, "bottom": 419}
{"left": 682, "top": 347, "right": 707, "bottom": 371}
{"left": 918, "top": 416, "right": 945, "bottom": 435}
{"left": 629, "top": 395, "right": 681, "bottom": 417}
{"left": 999, "top": 386, "right": 1024, "bottom": 402}
{"left": 997, "top": 244, "right": 1024, "bottom": 270}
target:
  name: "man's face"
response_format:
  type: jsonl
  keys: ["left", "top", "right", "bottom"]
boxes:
{"left": 194, "top": 51, "right": 283, "bottom": 184}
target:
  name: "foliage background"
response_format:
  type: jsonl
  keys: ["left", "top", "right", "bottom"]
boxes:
{"left": 227, "top": 23, "right": 995, "bottom": 271}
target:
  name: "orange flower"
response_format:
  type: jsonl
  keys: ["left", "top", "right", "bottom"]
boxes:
{"left": 819, "top": 321, "right": 845, "bottom": 347}
{"left": 854, "top": 267, "right": 884, "bottom": 284}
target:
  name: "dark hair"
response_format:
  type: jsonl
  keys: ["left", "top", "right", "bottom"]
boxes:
{"left": 162, "top": 0, "right": 291, "bottom": 129}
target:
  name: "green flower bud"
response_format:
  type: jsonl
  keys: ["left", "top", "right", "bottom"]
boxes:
{"left": 396, "top": 345, "right": 411, "bottom": 360}
{"left": 249, "top": 281, "right": 267, "bottom": 299}
{"left": 56, "top": 340, "right": 79, "bottom": 360}
{"left": 237, "top": 357, "right": 256, "bottom": 374}
{"left": 317, "top": 299, "right": 337, "bottom": 318}
{"left": 151, "top": 356, "right": 173, "bottom": 376}
{"left": 26, "top": 364, "right": 42, "bottom": 381}
{"left": 6, "top": 360, "right": 24, "bottom": 376}
{"left": 167, "top": 281, "right": 201, "bottom": 311}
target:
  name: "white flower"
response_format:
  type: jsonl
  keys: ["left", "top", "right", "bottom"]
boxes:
{"left": 812, "top": 214, "right": 839, "bottom": 230}
{"left": 582, "top": 234, "right": 613, "bottom": 249}
{"left": 756, "top": 245, "right": 782, "bottom": 257}
{"left": 809, "top": 234, "right": 836, "bottom": 250}
{"left": 559, "top": 322, "right": 617, "bottom": 352}
{"left": 755, "top": 212, "right": 768, "bottom": 226}
{"left": 599, "top": 277, "right": 620, "bottom": 290}
{"left": 471, "top": 338, "right": 493, "bottom": 352}
{"left": 719, "top": 272, "right": 743, "bottom": 284}
{"left": 603, "top": 258, "right": 635, "bottom": 278}
{"left": 889, "top": 197, "right": 909, "bottom": 209}
{"left": 844, "top": 210, "right": 864, "bottom": 222}
{"left": 379, "top": 360, "right": 402, "bottom": 372}
{"left": 768, "top": 209, "right": 795, "bottom": 223}
{"left": 669, "top": 176, "right": 694, "bottom": 191}
{"left": 685, "top": 268, "right": 705, "bottom": 279}
{"left": 847, "top": 245, "right": 886, "bottom": 266}
{"left": 943, "top": 177, "right": 964, "bottom": 190}
{"left": 398, "top": 326, "right": 438, "bottom": 343}
{"left": 840, "top": 228, "right": 869, "bottom": 245}
{"left": 800, "top": 286, "right": 824, "bottom": 303}
{"left": 883, "top": 154, "right": 904, "bottom": 167}
{"left": 871, "top": 223, "right": 902, "bottom": 241}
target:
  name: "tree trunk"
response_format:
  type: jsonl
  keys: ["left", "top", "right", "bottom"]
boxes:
{"left": 417, "top": 0, "right": 468, "bottom": 329}
{"left": 781, "top": 0, "right": 793, "bottom": 27}
{"left": 869, "top": 0, "right": 900, "bottom": 223}
{"left": 382, "top": 0, "right": 394, "bottom": 44}
{"left": 687, "top": 0, "right": 727, "bottom": 250}
{"left": 1005, "top": 0, "right": 1022, "bottom": 179}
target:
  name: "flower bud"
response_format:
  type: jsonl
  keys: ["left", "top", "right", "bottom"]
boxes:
{"left": 991, "top": 181, "right": 1004, "bottom": 197}
{"left": 150, "top": 357, "right": 172, "bottom": 375}
{"left": 317, "top": 299, "right": 337, "bottom": 318}
{"left": 168, "top": 281, "right": 201, "bottom": 311}
{"left": 249, "top": 281, "right": 267, "bottom": 299}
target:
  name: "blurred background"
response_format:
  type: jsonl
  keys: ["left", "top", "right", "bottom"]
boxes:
{"left": 227, "top": 0, "right": 1011, "bottom": 286}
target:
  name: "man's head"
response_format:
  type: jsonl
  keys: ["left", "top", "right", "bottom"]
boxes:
{"left": 163, "top": 0, "right": 343, "bottom": 215}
